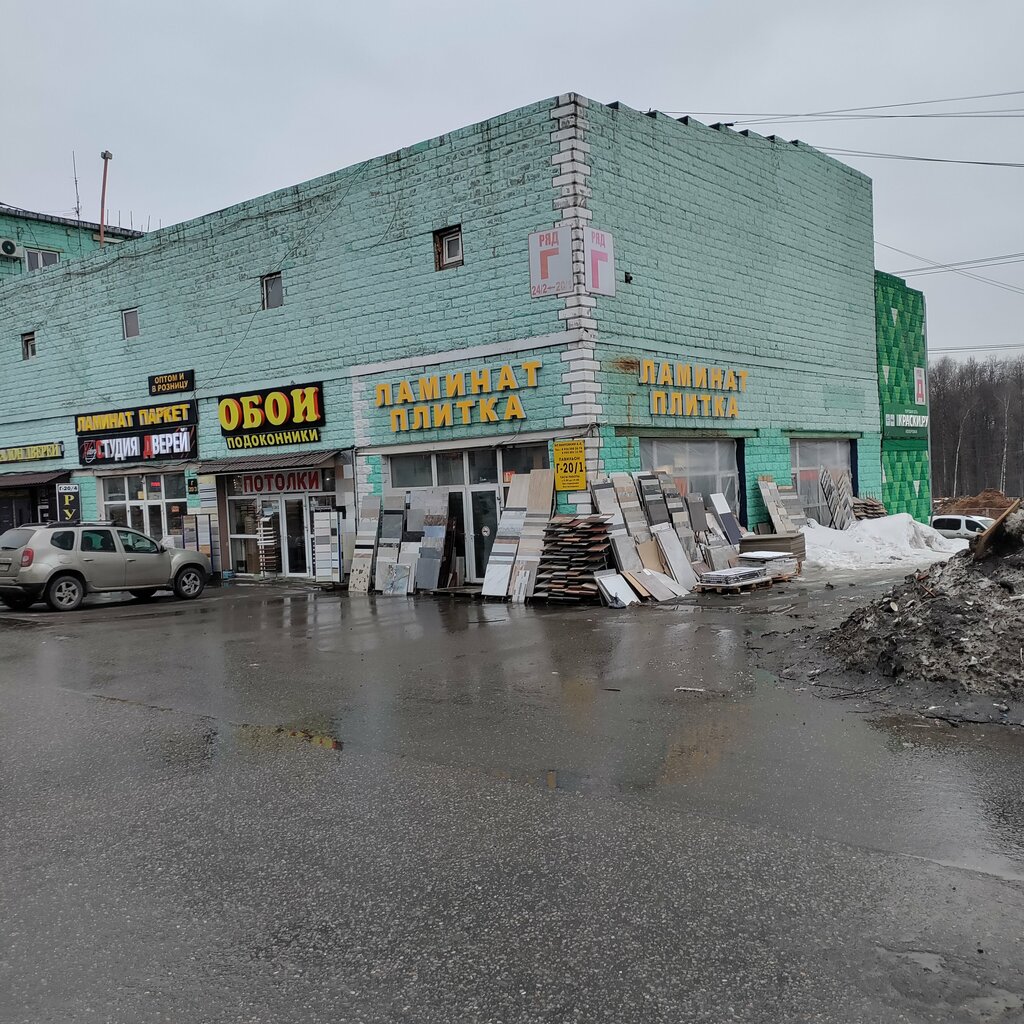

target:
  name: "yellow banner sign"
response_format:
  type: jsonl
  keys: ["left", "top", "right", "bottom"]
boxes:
{"left": 0, "top": 441, "right": 65, "bottom": 464}
{"left": 638, "top": 358, "right": 748, "bottom": 419}
{"left": 376, "top": 360, "right": 541, "bottom": 433}
{"left": 553, "top": 439, "right": 587, "bottom": 492}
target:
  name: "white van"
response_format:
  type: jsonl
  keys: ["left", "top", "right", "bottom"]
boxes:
{"left": 930, "top": 514, "right": 994, "bottom": 539}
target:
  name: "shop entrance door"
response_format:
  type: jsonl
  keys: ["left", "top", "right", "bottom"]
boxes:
{"left": 467, "top": 487, "right": 499, "bottom": 582}
{"left": 283, "top": 498, "right": 309, "bottom": 576}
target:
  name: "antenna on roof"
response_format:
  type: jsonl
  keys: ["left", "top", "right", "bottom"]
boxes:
{"left": 72, "top": 151, "right": 82, "bottom": 221}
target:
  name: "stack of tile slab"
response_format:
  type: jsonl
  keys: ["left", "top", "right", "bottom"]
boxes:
{"left": 776, "top": 485, "right": 808, "bottom": 528}
{"left": 621, "top": 568, "right": 689, "bottom": 602}
{"left": 312, "top": 508, "right": 341, "bottom": 584}
{"left": 509, "top": 469, "right": 555, "bottom": 603}
{"left": 411, "top": 490, "right": 449, "bottom": 591}
{"left": 738, "top": 550, "right": 800, "bottom": 579}
{"left": 590, "top": 479, "right": 642, "bottom": 572}
{"left": 708, "top": 492, "right": 743, "bottom": 545}
{"left": 612, "top": 473, "right": 650, "bottom": 543}
{"left": 650, "top": 523, "right": 698, "bottom": 591}
{"left": 532, "top": 514, "right": 610, "bottom": 603}
{"left": 594, "top": 569, "right": 641, "bottom": 608}
{"left": 349, "top": 495, "right": 381, "bottom": 593}
{"left": 852, "top": 495, "right": 887, "bottom": 520}
{"left": 758, "top": 478, "right": 798, "bottom": 534}
{"left": 482, "top": 473, "right": 530, "bottom": 598}
{"left": 374, "top": 496, "right": 405, "bottom": 591}
{"left": 636, "top": 472, "right": 670, "bottom": 526}
{"left": 658, "top": 473, "right": 698, "bottom": 560}
{"left": 820, "top": 467, "right": 855, "bottom": 530}
{"left": 739, "top": 533, "right": 806, "bottom": 561}
{"left": 698, "top": 565, "right": 768, "bottom": 589}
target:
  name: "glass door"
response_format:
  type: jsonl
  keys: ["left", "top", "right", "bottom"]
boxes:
{"left": 283, "top": 498, "right": 309, "bottom": 576}
{"left": 257, "top": 499, "right": 282, "bottom": 575}
{"left": 469, "top": 490, "right": 499, "bottom": 582}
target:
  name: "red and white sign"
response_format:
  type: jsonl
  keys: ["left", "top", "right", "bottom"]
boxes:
{"left": 241, "top": 469, "right": 323, "bottom": 494}
{"left": 583, "top": 227, "right": 615, "bottom": 296}
{"left": 528, "top": 226, "right": 572, "bottom": 297}
{"left": 914, "top": 366, "right": 927, "bottom": 406}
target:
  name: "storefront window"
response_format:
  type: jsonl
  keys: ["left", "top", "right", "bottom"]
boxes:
{"left": 790, "top": 439, "right": 853, "bottom": 526}
{"left": 501, "top": 443, "right": 549, "bottom": 479}
{"left": 101, "top": 472, "right": 187, "bottom": 545}
{"left": 436, "top": 452, "right": 465, "bottom": 486}
{"left": 640, "top": 438, "right": 740, "bottom": 514}
{"left": 390, "top": 454, "right": 433, "bottom": 488}
{"left": 468, "top": 449, "right": 498, "bottom": 484}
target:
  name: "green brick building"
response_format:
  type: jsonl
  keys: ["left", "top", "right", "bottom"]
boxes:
{"left": 0, "top": 204, "right": 141, "bottom": 280}
{"left": 0, "top": 94, "right": 895, "bottom": 578}
{"left": 875, "top": 271, "right": 931, "bottom": 522}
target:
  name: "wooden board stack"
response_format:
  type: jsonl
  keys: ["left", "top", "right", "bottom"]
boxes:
{"left": 852, "top": 495, "right": 888, "bottom": 520}
{"left": 532, "top": 514, "right": 610, "bottom": 603}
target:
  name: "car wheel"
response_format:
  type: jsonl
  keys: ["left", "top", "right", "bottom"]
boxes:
{"left": 129, "top": 589, "right": 159, "bottom": 601}
{"left": 1, "top": 594, "right": 34, "bottom": 611}
{"left": 46, "top": 574, "right": 85, "bottom": 612}
{"left": 173, "top": 566, "right": 206, "bottom": 600}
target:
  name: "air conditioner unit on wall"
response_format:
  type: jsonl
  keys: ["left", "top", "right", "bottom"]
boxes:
{"left": 0, "top": 238, "right": 25, "bottom": 259}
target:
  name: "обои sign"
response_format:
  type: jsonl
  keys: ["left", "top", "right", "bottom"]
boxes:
{"left": 217, "top": 382, "right": 325, "bottom": 450}
{"left": 0, "top": 441, "right": 64, "bottom": 464}
{"left": 638, "top": 358, "right": 748, "bottom": 420}
{"left": 74, "top": 401, "right": 199, "bottom": 465}
{"left": 375, "top": 361, "right": 541, "bottom": 433}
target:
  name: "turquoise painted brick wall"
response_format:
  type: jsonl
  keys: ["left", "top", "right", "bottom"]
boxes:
{"left": 0, "top": 99, "right": 565, "bottom": 473}
{"left": 584, "top": 104, "right": 879, "bottom": 525}
{"left": 0, "top": 211, "right": 138, "bottom": 280}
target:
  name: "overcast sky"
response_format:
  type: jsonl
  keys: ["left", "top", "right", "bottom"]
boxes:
{"left": 3, "top": 0, "right": 1021, "bottom": 359}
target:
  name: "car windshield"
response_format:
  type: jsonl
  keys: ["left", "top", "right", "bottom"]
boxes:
{"left": 0, "top": 528, "right": 35, "bottom": 550}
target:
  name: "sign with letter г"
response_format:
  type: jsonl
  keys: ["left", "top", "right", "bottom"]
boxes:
{"left": 583, "top": 228, "right": 615, "bottom": 296}
{"left": 528, "top": 226, "right": 572, "bottom": 297}
{"left": 56, "top": 483, "right": 81, "bottom": 523}
{"left": 553, "top": 438, "right": 587, "bottom": 492}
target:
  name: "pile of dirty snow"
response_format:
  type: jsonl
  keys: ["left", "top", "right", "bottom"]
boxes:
{"left": 828, "top": 511, "right": 1024, "bottom": 699}
{"left": 803, "top": 514, "right": 965, "bottom": 570}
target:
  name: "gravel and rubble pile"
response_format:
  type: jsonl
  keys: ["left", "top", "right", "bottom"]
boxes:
{"left": 829, "top": 511, "right": 1024, "bottom": 698}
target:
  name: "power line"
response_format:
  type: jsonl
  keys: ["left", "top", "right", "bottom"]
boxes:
{"left": 667, "top": 88, "right": 1024, "bottom": 120}
{"left": 930, "top": 343, "right": 1024, "bottom": 353}
{"left": 877, "top": 242, "right": 1024, "bottom": 297}
{"left": 894, "top": 252, "right": 1024, "bottom": 277}
{"left": 821, "top": 148, "right": 1024, "bottom": 168}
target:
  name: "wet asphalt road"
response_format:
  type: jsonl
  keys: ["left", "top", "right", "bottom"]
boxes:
{"left": 2, "top": 576, "right": 1024, "bottom": 1023}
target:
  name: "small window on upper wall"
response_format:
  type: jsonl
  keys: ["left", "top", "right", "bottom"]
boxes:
{"left": 20, "top": 331, "right": 36, "bottom": 360}
{"left": 433, "top": 226, "right": 463, "bottom": 270}
{"left": 25, "top": 249, "right": 59, "bottom": 272}
{"left": 261, "top": 272, "right": 284, "bottom": 309}
{"left": 122, "top": 307, "right": 140, "bottom": 339}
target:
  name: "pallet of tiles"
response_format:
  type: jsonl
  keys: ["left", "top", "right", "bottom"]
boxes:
{"left": 531, "top": 514, "right": 610, "bottom": 603}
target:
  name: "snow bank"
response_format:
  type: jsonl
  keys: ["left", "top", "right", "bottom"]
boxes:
{"left": 803, "top": 514, "right": 966, "bottom": 570}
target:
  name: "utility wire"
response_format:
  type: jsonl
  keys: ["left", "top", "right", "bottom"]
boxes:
{"left": 894, "top": 252, "right": 1024, "bottom": 277}
{"left": 877, "top": 242, "right": 1024, "bottom": 297}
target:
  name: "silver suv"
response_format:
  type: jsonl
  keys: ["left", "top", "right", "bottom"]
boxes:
{"left": 0, "top": 522, "right": 211, "bottom": 612}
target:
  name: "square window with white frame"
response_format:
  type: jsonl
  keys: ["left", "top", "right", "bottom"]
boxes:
{"left": 121, "top": 307, "right": 140, "bottom": 339}
{"left": 434, "top": 226, "right": 463, "bottom": 270}
{"left": 25, "top": 248, "right": 59, "bottom": 272}
{"left": 261, "top": 271, "right": 284, "bottom": 309}
{"left": 20, "top": 331, "right": 36, "bottom": 360}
